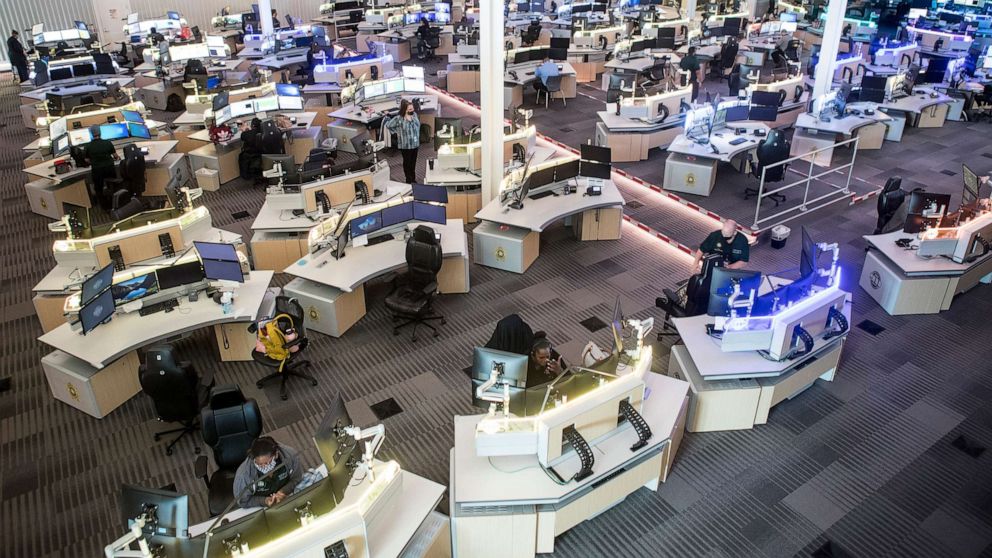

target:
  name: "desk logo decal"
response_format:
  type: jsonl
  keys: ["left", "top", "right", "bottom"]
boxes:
{"left": 870, "top": 271, "right": 881, "bottom": 289}
{"left": 308, "top": 306, "right": 320, "bottom": 322}
{"left": 686, "top": 173, "right": 695, "bottom": 185}
{"left": 495, "top": 247, "right": 506, "bottom": 262}
{"left": 40, "top": 197, "right": 48, "bottom": 209}
{"left": 67, "top": 382, "right": 79, "bottom": 401}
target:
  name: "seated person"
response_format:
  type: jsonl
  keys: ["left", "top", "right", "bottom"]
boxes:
{"left": 484, "top": 314, "right": 566, "bottom": 388}
{"left": 533, "top": 56, "right": 559, "bottom": 97}
{"left": 527, "top": 338, "right": 566, "bottom": 388}
{"left": 693, "top": 219, "right": 749, "bottom": 271}
{"left": 233, "top": 436, "right": 303, "bottom": 509}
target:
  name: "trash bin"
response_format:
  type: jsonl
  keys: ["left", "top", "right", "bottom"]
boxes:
{"left": 770, "top": 225, "right": 790, "bottom": 249}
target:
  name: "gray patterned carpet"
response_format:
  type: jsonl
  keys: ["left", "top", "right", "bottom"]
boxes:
{"left": 1, "top": 57, "right": 991, "bottom": 558}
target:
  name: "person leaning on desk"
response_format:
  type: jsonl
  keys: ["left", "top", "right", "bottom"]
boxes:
{"left": 385, "top": 99, "right": 422, "bottom": 184}
{"left": 84, "top": 125, "right": 120, "bottom": 210}
{"left": 693, "top": 219, "right": 750, "bottom": 271}
{"left": 533, "top": 56, "right": 560, "bottom": 99}
{"left": 233, "top": 437, "right": 303, "bottom": 509}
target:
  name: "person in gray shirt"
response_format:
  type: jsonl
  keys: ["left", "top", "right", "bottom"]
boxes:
{"left": 233, "top": 437, "right": 304, "bottom": 509}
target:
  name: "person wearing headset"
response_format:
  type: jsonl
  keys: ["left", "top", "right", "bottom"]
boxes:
{"left": 527, "top": 338, "right": 567, "bottom": 388}
{"left": 233, "top": 437, "right": 303, "bottom": 509}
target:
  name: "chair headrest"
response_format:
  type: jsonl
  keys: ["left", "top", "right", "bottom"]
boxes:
{"left": 883, "top": 176, "right": 902, "bottom": 193}
{"left": 208, "top": 384, "right": 246, "bottom": 410}
{"left": 144, "top": 344, "right": 180, "bottom": 372}
{"left": 411, "top": 224, "right": 437, "bottom": 244}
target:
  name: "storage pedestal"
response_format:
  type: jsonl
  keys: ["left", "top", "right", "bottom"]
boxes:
{"left": 25, "top": 178, "right": 90, "bottom": 219}
{"left": 284, "top": 277, "right": 366, "bottom": 337}
{"left": 664, "top": 152, "right": 717, "bottom": 196}
{"left": 854, "top": 121, "right": 886, "bottom": 150}
{"left": 790, "top": 130, "right": 835, "bottom": 167}
{"left": 250, "top": 231, "right": 309, "bottom": 271}
{"left": 884, "top": 112, "right": 906, "bottom": 141}
{"left": 42, "top": 350, "right": 141, "bottom": 418}
{"left": 472, "top": 221, "right": 540, "bottom": 274}
{"left": 916, "top": 103, "right": 948, "bottom": 128}
{"left": 33, "top": 294, "right": 68, "bottom": 333}
{"left": 573, "top": 207, "right": 622, "bottom": 240}
{"left": 445, "top": 189, "right": 482, "bottom": 224}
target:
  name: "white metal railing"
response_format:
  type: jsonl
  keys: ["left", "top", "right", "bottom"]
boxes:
{"left": 751, "top": 136, "right": 859, "bottom": 230}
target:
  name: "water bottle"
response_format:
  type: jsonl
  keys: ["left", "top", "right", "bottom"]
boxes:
{"left": 221, "top": 292, "right": 233, "bottom": 315}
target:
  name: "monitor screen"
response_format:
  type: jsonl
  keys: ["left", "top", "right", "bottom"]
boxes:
{"left": 81, "top": 263, "right": 115, "bottom": 305}
{"left": 412, "top": 183, "right": 448, "bottom": 203}
{"left": 657, "top": 36, "right": 676, "bottom": 50}
{"left": 214, "top": 105, "right": 232, "bottom": 126}
{"left": 859, "top": 87, "right": 885, "bottom": 103}
{"left": 206, "top": 76, "right": 221, "bottom": 90}
{"left": 780, "top": 12, "right": 798, "bottom": 22}
{"left": 112, "top": 272, "right": 160, "bottom": 304}
{"left": 800, "top": 227, "right": 817, "bottom": 279}
{"left": 748, "top": 105, "right": 778, "bottom": 121}
{"left": 54, "top": 134, "right": 70, "bottom": 155}
{"left": 156, "top": 261, "right": 204, "bottom": 290}
{"left": 514, "top": 51, "right": 529, "bottom": 64}
{"left": 127, "top": 123, "right": 151, "bottom": 139}
{"left": 413, "top": 201, "right": 447, "bottom": 224}
{"left": 202, "top": 259, "right": 244, "bottom": 282}
{"left": 907, "top": 191, "right": 951, "bottom": 215}
{"left": 550, "top": 37, "right": 570, "bottom": 49}
{"left": 404, "top": 78, "right": 426, "bottom": 93}
{"left": 254, "top": 96, "right": 279, "bottom": 113}
{"left": 100, "top": 123, "right": 129, "bottom": 140}
{"left": 707, "top": 268, "right": 761, "bottom": 316}
{"left": 121, "top": 109, "right": 144, "bottom": 123}
{"left": 963, "top": 164, "right": 980, "bottom": 204}
{"left": 581, "top": 160, "right": 612, "bottom": 179}
{"left": 68, "top": 128, "right": 92, "bottom": 146}
{"left": 403, "top": 65, "right": 425, "bottom": 80}
{"left": 230, "top": 100, "right": 255, "bottom": 118}
{"left": 861, "top": 75, "right": 888, "bottom": 91}
{"left": 50, "top": 67, "right": 72, "bottom": 81}
{"left": 363, "top": 82, "right": 385, "bottom": 99}
{"left": 194, "top": 241, "right": 239, "bottom": 261}
{"left": 555, "top": 159, "right": 580, "bottom": 181}
{"left": 750, "top": 90, "right": 781, "bottom": 106}
{"left": 276, "top": 83, "right": 300, "bottom": 97}
{"left": 206, "top": 35, "right": 225, "bottom": 48}
{"left": 549, "top": 47, "right": 567, "bottom": 60}
{"left": 212, "top": 91, "right": 230, "bottom": 112}
{"left": 278, "top": 95, "right": 304, "bottom": 111}
{"left": 384, "top": 78, "right": 405, "bottom": 95}
{"left": 530, "top": 165, "right": 556, "bottom": 188}
{"left": 75, "top": 20, "right": 88, "bottom": 30}
{"left": 72, "top": 64, "right": 95, "bottom": 77}
{"left": 80, "top": 288, "right": 115, "bottom": 335}
{"left": 350, "top": 211, "right": 383, "bottom": 237}
{"left": 381, "top": 202, "right": 414, "bottom": 227}
{"left": 50, "top": 117, "right": 68, "bottom": 139}
{"left": 712, "top": 108, "right": 727, "bottom": 131}
{"left": 581, "top": 143, "right": 611, "bottom": 163}
{"left": 725, "top": 104, "right": 749, "bottom": 121}
{"left": 167, "top": 11, "right": 181, "bottom": 20}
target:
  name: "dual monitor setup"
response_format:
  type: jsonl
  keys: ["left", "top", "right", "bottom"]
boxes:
{"left": 213, "top": 83, "right": 304, "bottom": 125}
{"left": 902, "top": 164, "right": 990, "bottom": 237}
{"left": 75, "top": 242, "right": 243, "bottom": 335}
{"left": 116, "top": 399, "right": 362, "bottom": 557}
{"left": 49, "top": 110, "right": 148, "bottom": 156}
{"left": 502, "top": 145, "right": 611, "bottom": 209}
{"left": 354, "top": 68, "right": 427, "bottom": 105}
{"left": 346, "top": 183, "right": 448, "bottom": 241}
{"left": 33, "top": 52, "right": 117, "bottom": 86}
{"left": 684, "top": 94, "right": 778, "bottom": 144}
{"left": 854, "top": 67, "right": 919, "bottom": 104}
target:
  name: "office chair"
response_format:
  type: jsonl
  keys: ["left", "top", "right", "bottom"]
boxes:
{"left": 539, "top": 75, "right": 566, "bottom": 108}
{"left": 654, "top": 274, "right": 705, "bottom": 339}
{"left": 745, "top": 129, "right": 790, "bottom": 206}
{"left": 484, "top": 314, "right": 537, "bottom": 355}
{"left": 874, "top": 176, "right": 907, "bottom": 234}
{"left": 641, "top": 58, "right": 669, "bottom": 92}
{"left": 121, "top": 143, "right": 147, "bottom": 196}
{"left": 55, "top": 41, "right": 70, "bottom": 56}
{"left": 384, "top": 225, "right": 446, "bottom": 342}
{"left": 785, "top": 39, "right": 802, "bottom": 62}
{"left": 522, "top": 22, "right": 541, "bottom": 46}
{"left": 251, "top": 296, "right": 318, "bottom": 401}
{"left": 605, "top": 73, "right": 628, "bottom": 104}
{"left": 108, "top": 145, "right": 148, "bottom": 219}
{"left": 260, "top": 125, "right": 286, "bottom": 155}
{"left": 717, "top": 37, "right": 738, "bottom": 77}
{"left": 195, "top": 385, "right": 264, "bottom": 516}
{"left": 183, "top": 59, "right": 209, "bottom": 91}
{"left": 36, "top": 45, "right": 51, "bottom": 58}
{"left": 139, "top": 345, "right": 214, "bottom": 456}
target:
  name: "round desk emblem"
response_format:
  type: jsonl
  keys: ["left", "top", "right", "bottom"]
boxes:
{"left": 495, "top": 247, "right": 506, "bottom": 262}
{"left": 686, "top": 173, "right": 696, "bottom": 185}
{"left": 870, "top": 271, "right": 881, "bottom": 289}
{"left": 67, "top": 382, "right": 79, "bottom": 401}
{"left": 40, "top": 197, "right": 48, "bottom": 209}
{"left": 308, "top": 306, "right": 320, "bottom": 321}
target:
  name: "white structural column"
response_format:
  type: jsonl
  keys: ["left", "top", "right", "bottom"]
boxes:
{"left": 259, "top": 0, "right": 275, "bottom": 37}
{"left": 480, "top": 0, "right": 506, "bottom": 204}
{"left": 812, "top": 0, "right": 848, "bottom": 100}
{"left": 684, "top": 0, "right": 698, "bottom": 20}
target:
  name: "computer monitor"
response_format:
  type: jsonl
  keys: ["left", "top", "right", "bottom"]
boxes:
{"left": 212, "top": 91, "right": 230, "bottom": 112}
{"left": 413, "top": 201, "right": 446, "bottom": 224}
{"left": 860, "top": 75, "right": 887, "bottom": 91}
{"left": 711, "top": 108, "right": 727, "bottom": 131}
{"left": 550, "top": 37, "right": 570, "bottom": 49}
{"left": 657, "top": 36, "right": 676, "bottom": 49}
{"left": 529, "top": 48, "right": 546, "bottom": 62}
{"left": 723, "top": 17, "right": 742, "bottom": 32}
{"left": 262, "top": 154, "right": 300, "bottom": 184}
{"left": 69, "top": 128, "right": 92, "bottom": 146}
{"left": 349, "top": 211, "right": 383, "bottom": 238}
{"left": 725, "top": 104, "right": 749, "bottom": 121}
{"left": 381, "top": 202, "right": 414, "bottom": 227}
{"left": 230, "top": 100, "right": 255, "bottom": 118}
{"left": 53, "top": 134, "right": 70, "bottom": 156}
{"left": 127, "top": 123, "right": 151, "bottom": 139}
{"left": 167, "top": 10, "right": 181, "bottom": 20}
{"left": 313, "top": 394, "right": 355, "bottom": 470}
{"left": 265, "top": 475, "right": 339, "bottom": 538}
{"left": 279, "top": 95, "right": 304, "bottom": 111}
{"left": 858, "top": 87, "right": 885, "bottom": 103}
{"left": 549, "top": 47, "right": 568, "bottom": 61}
{"left": 80, "top": 288, "right": 115, "bottom": 335}
{"left": 100, "top": 123, "right": 129, "bottom": 140}
{"left": 903, "top": 66, "right": 918, "bottom": 96}
{"left": 404, "top": 78, "right": 426, "bottom": 93}
{"left": 513, "top": 51, "right": 529, "bottom": 64}
{"left": 203, "top": 509, "right": 269, "bottom": 558}
{"left": 121, "top": 109, "right": 144, "bottom": 123}
{"left": 112, "top": 272, "right": 159, "bottom": 304}
{"left": 530, "top": 165, "right": 556, "bottom": 188}
{"left": 412, "top": 183, "right": 448, "bottom": 203}
{"left": 403, "top": 65, "right": 425, "bottom": 80}
{"left": 119, "top": 485, "right": 189, "bottom": 538}
{"left": 750, "top": 90, "right": 781, "bottom": 107}
{"left": 706, "top": 267, "right": 762, "bottom": 316}
{"left": 207, "top": 35, "right": 225, "bottom": 48}
{"left": 963, "top": 164, "right": 981, "bottom": 205}
{"left": 581, "top": 160, "right": 612, "bottom": 179}
{"left": 72, "top": 63, "right": 95, "bottom": 77}
{"left": 799, "top": 227, "right": 817, "bottom": 279}
{"left": 276, "top": 83, "right": 300, "bottom": 97}
{"left": 202, "top": 259, "right": 244, "bottom": 282}
{"left": 194, "top": 241, "right": 239, "bottom": 262}
{"left": 81, "top": 263, "right": 115, "bottom": 305}
{"left": 156, "top": 261, "right": 204, "bottom": 290}
{"left": 555, "top": 159, "right": 580, "bottom": 181}
{"left": 50, "top": 67, "right": 72, "bottom": 81}
{"left": 253, "top": 96, "right": 279, "bottom": 113}
{"left": 472, "top": 347, "right": 530, "bottom": 387}
{"left": 748, "top": 105, "right": 778, "bottom": 121}
{"left": 580, "top": 143, "right": 611, "bottom": 164}
{"left": 906, "top": 191, "right": 952, "bottom": 216}
{"left": 610, "top": 295, "right": 624, "bottom": 354}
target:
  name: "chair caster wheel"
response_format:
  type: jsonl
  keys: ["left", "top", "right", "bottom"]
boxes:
{"left": 154, "top": 434, "right": 162, "bottom": 441}
{"left": 281, "top": 394, "right": 288, "bottom": 401}
{"left": 311, "top": 380, "right": 318, "bottom": 386}
{"left": 256, "top": 381, "right": 264, "bottom": 388}
{"left": 441, "top": 318, "right": 447, "bottom": 325}
{"left": 411, "top": 337, "right": 417, "bottom": 342}
{"left": 166, "top": 448, "right": 173, "bottom": 456}
{"left": 194, "top": 447, "right": 201, "bottom": 454}
{"left": 433, "top": 331, "right": 440, "bottom": 337}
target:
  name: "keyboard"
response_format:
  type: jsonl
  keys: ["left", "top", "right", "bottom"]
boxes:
{"left": 366, "top": 233, "right": 395, "bottom": 246}
{"left": 139, "top": 298, "right": 178, "bottom": 316}
{"left": 529, "top": 191, "right": 556, "bottom": 200}
{"left": 728, "top": 137, "right": 748, "bottom": 145}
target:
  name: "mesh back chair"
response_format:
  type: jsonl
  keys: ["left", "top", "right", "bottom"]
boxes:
{"left": 655, "top": 274, "right": 705, "bottom": 339}
{"left": 251, "top": 296, "right": 317, "bottom": 400}
{"left": 384, "top": 225, "right": 446, "bottom": 341}
{"left": 539, "top": 74, "right": 566, "bottom": 108}
{"left": 139, "top": 345, "right": 215, "bottom": 455}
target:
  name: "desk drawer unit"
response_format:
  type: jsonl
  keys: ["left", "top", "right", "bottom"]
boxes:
{"left": 24, "top": 178, "right": 91, "bottom": 220}
{"left": 916, "top": 103, "right": 949, "bottom": 128}
{"left": 473, "top": 221, "right": 540, "bottom": 274}
{"left": 284, "top": 277, "right": 366, "bottom": 337}
{"left": 145, "top": 153, "right": 190, "bottom": 197}
{"left": 884, "top": 112, "right": 906, "bottom": 141}
{"left": 859, "top": 249, "right": 953, "bottom": 315}
{"left": 663, "top": 152, "right": 717, "bottom": 196}
{"left": 42, "top": 350, "right": 141, "bottom": 418}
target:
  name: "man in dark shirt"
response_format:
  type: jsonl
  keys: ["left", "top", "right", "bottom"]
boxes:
{"left": 305, "top": 42, "right": 320, "bottom": 84}
{"left": 147, "top": 28, "right": 165, "bottom": 46}
{"left": 693, "top": 219, "right": 749, "bottom": 270}
{"left": 680, "top": 46, "right": 702, "bottom": 101}
{"left": 7, "top": 30, "right": 29, "bottom": 83}
{"left": 526, "top": 338, "right": 566, "bottom": 388}
{"left": 84, "top": 126, "right": 119, "bottom": 210}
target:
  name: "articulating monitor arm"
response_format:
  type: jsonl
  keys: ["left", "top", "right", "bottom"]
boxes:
{"left": 344, "top": 424, "right": 386, "bottom": 481}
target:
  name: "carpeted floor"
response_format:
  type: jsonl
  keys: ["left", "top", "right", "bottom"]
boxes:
{"left": 1, "top": 54, "right": 991, "bottom": 558}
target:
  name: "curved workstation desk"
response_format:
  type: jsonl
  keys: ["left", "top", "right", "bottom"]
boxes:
{"left": 860, "top": 228, "right": 992, "bottom": 315}
{"left": 450, "top": 370, "right": 690, "bottom": 558}
{"left": 664, "top": 122, "right": 770, "bottom": 196}
{"left": 879, "top": 86, "right": 953, "bottom": 128}
{"left": 792, "top": 106, "right": 893, "bottom": 166}
{"left": 282, "top": 219, "right": 469, "bottom": 337}
{"left": 473, "top": 178, "right": 624, "bottom": 273}
{"left": 38, "top": 270, "right": 275, "bottom": 418}
{"left": 594, "top": 86, "right": 692, "bottom": 162}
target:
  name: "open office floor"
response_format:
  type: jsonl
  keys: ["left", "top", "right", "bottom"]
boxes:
{"left": 3, "top": 57, "right": 992, "bottom": 557}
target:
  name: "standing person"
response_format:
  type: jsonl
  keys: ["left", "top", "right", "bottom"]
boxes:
{"left": 271, "top": 9, "right": 281, "bottom": 29}
{"left": 7, "top": 30, "right": 29, "bottom": 83}
{"left": 680, "top": 46, "right": 702, "bottom": 101}
{"left": 84, "top": 125, "right": 119, "bottom": 210}
{"left": 385, "top": 99, "right": 421, "bottom": 183}
{"left": 692, "top": 219, "right": 750, "bottom": 271}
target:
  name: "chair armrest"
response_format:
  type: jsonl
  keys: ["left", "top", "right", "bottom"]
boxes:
{"left": 283, "top": 336, "right": 304, "bottom": 350}
{"left": 194, "top": 455, "right": 209, "bottom": 484}
{"left": 199, "top": 368, "right": 216, "bottom": 389}
{"left": 421, "top": 280, "right": 438, "bottom": 295}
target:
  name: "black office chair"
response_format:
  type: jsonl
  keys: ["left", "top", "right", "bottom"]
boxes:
{"left": 745, "top": 129, "right": 790, "bottom": 205}
{"left": 121, "top": 143, "right": 147, "bottom": 195}
{"left": 260, "top": 127, "right": 286, "bottom": 155}
{"left": 55, "top": 41, "right": 70, "bottom": 56}
{"left": 484, "top": 314, "right": 537, "bottom": 355}
{"left": 718, "top": 37, "right": 738, "bottom": 77}
{"left": 384, "top": 225, "right": 446, "bottom": 341}
{"left": 785, "top": 39, "right": 802, "bottom": 62}
{"left": 184, "top": 59, "right": 209, "bottom": 91}
{"left": 605, "top": 73, "right": 628, "bottom": 104}
{"left": 655, "top": 274, "right": 705, "bottom": 338}
{"left": 195, "top": 385, "right": 264, "bottom": 516}
{"left": 109, "top": 145, "right": 148, "bottom": 219}
{"left": 640, "top": 58, "right": 669, "bottom": 92}
{"left": 139, "top": 345, "right": 215, "bottom": 456}
{"left": 251, "top": 296, "right": 318, "bottom": 401}
{"left": 874, "top": 176, "right": 906, "bottom": 234}
{"left": 539, "top": 75, "right": 566, "bottom": 108}
{"left": 522, "top": 22, "right": 541, "bottom": 46}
